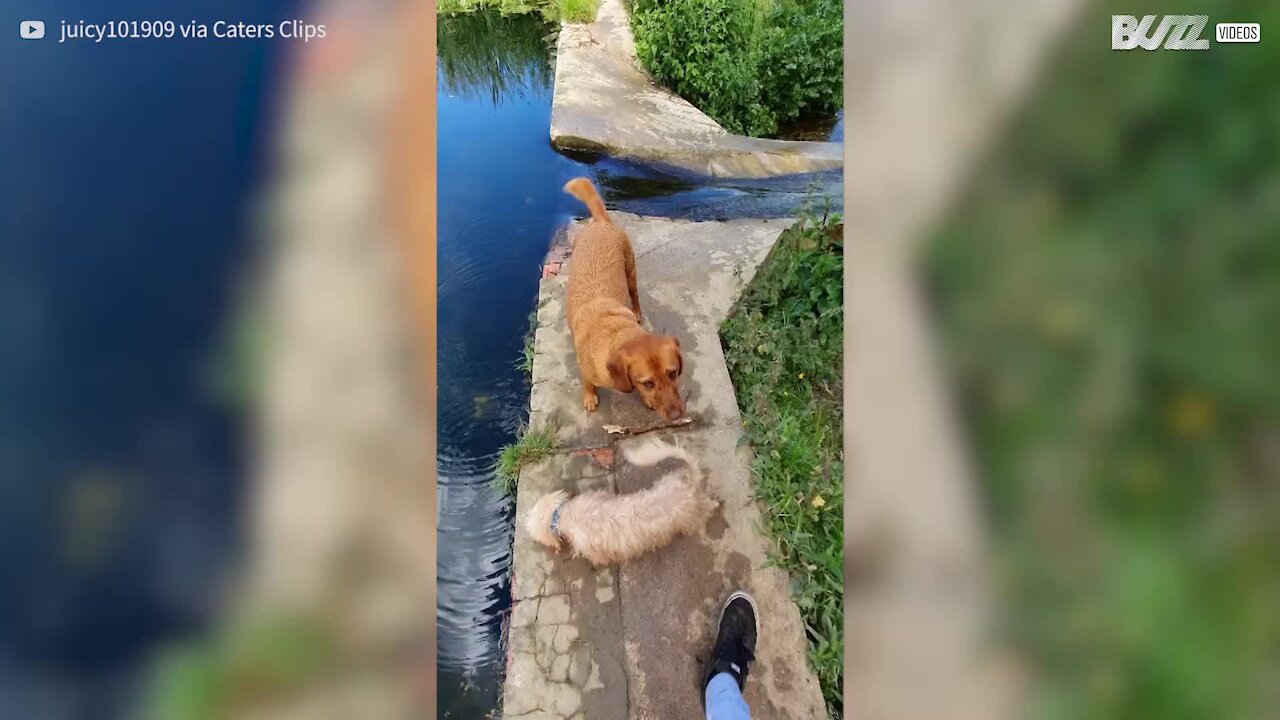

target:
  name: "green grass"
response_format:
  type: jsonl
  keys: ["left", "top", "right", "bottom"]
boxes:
{"left": 924, "top": 1, "right": 1280, "bottom": 717}
{"left": 494, "top": 424, "right": 560, "bottom": 495}
{"left": 142, "top": 613, "right": 337, "bottom": 720}
{"left": 438, "top": 0, "right": 546, "bottom": 16}
{"left": 556, "top": 0, "right": 599, "bottom": 22}
{"left": 720, "top": 203, "right": 844, "bottom": 718}
{"left": 438, "top": 0, "right": 597, "bottom": 23}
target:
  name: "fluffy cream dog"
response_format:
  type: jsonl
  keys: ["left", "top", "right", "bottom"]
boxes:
{"left": 525, "top": 438, "right": 717, "bottom": 566}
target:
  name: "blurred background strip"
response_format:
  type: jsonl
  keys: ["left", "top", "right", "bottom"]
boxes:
{"left": 138, "top": 1, "right": 437, "bottom": 718}
{"left": 844, "top": 1, "right": 1088, "bottom": 719}
{"left": 387, "top": 0, "right": 439, "bottom": 712}
{"left": 0, "top": 1, "right": 292, "bottom": 718}
{"left": 235, "top": 0, "right": 435, "bottom": 717}
{"left": 847, "top": 1, "right": 1280, "bottom": 719}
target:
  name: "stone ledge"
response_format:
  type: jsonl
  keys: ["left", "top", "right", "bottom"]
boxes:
{"left": 549, "top": 0, "right": 842, "bottom": 179}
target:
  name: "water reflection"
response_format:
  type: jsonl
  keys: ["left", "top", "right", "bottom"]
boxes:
{"left": 436, "top": 9, "right": 575, "bottom": 718}
{"left": 437, "top": 10, "right": 555, "bottom": 104}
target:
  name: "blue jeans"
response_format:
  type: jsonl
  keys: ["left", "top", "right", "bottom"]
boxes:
{"left": 706, "top": 672, "right": 750, "bottom": 720}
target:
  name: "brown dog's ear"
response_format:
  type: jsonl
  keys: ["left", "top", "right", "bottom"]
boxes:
{"left": 606, "top": 349, "right": 633, "bottom": 392}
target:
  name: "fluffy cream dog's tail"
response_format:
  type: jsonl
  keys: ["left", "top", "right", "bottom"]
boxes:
{"left": 523, "top": 437, "right": 716, "bottom": 566}
{"left": 622, "top": 437, "right": 702, "bottom": 479}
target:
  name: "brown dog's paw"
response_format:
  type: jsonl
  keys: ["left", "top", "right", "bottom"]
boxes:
{"left": 582, "top": 388, "right": 599, "bottom": 412}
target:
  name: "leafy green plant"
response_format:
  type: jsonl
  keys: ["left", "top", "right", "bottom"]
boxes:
{"left": 632, "top": 0, "right": 771, "bottom": 135}
{"left": 494, "top": 424, "right": 559, "bottom": 494}
{"left": 631, "top": 0, "right": 842, "bottom": 137}
{"left": 720, "top": 204, "right": 844, "bottom": 717}
{"left": 758, "top": 0, "right": 843, "bottom": 126}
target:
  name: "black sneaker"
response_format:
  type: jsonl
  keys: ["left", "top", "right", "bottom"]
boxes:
{"left": 704, "top": 590, "right": 759, "bottom": 691}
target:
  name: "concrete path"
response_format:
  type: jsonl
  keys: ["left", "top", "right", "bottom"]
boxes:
{"left": 549, "top": 0, "right": 842, "bottom": 179}
{"left": 504, "top": 214, "right": 827, "bottom": 718}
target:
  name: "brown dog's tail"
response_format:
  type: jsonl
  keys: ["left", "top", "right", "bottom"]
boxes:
{"left": 563, "top": 177, "right": 609, "bottom": 222}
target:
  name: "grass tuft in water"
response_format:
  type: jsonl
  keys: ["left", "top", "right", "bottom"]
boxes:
{"left": 720, "top": 201, "right": 844, "bottom": 718}
{"left": 494, "top": 424, "right": 560, "bottom": 495}
{"left": 516, "top": 338, "right": 535, "bottom": 377}
{"left": 516, "top": 307, "right": 538, "bottom": 377}
{"left": 142, "top": 612, "right": 337, "bottom": 720}
{"left": 205, "top": 291, "right": 270, "bottom": 411}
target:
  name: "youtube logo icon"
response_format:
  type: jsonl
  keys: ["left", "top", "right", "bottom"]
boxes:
{"left": 20, "top": 20, "right": 45, "bottom": 40}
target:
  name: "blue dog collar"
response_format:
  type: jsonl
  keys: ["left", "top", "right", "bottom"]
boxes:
{"left": 549, "top": 501, "right": 567, "bottom": 538}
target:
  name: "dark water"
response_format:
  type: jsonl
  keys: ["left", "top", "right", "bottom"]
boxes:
{"left": 436, "top": 10, "right": 841, "bottom": 718}
{"left": 777, "top": 110, "right": 845, "bottom": 142}
{"left": 436, "top": 12, "right": 571, "bottom": 717}
{"left": 0, "top": 1, "right": 290, "bottom": 718}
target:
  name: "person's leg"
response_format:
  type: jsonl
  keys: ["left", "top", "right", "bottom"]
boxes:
{"left": 706, "top": 672, "right": 751, "bottom": 720}
{"left": 703, "top": 591, "right": 759, "bottom": 720}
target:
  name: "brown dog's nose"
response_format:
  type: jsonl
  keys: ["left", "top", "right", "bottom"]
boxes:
{"left": 667, "top": 406, "right": 683, "bottom": 421}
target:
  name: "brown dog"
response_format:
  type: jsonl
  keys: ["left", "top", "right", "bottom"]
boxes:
{"left": 563, "top": 178, "right": 685, "bottom": 420}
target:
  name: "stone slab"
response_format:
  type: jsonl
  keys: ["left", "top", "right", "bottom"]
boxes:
{"left": 507, "top": 453, "right": 629, "bottom": 720}
{"left": 550, "top": 0, "right": 842, "bottom": 179}
{"left": 616, "top": 427, "right": 827, "bottom": 719}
